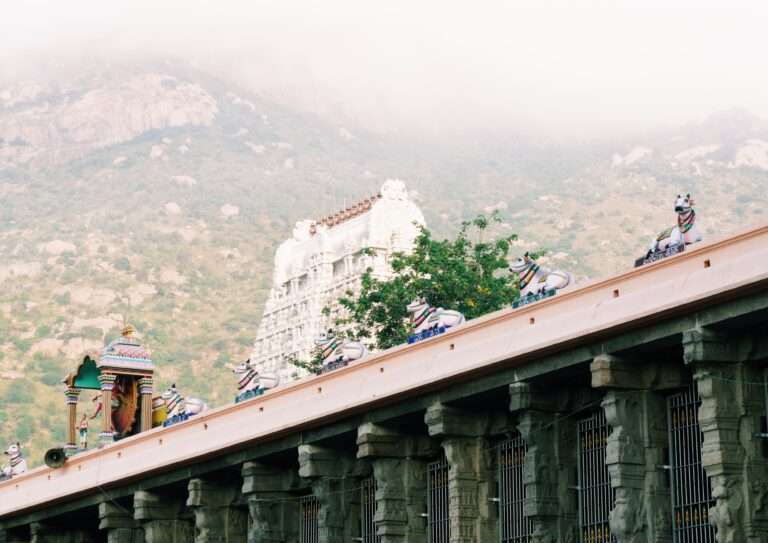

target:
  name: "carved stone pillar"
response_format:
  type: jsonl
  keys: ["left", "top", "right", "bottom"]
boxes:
{"left": 509, "top": 382, "right": 579, "bottom": 543}
{"left": 187, "top": 478, "right": 247, "bottom": 543}
{"left": 64, "top": 387, "right": 80, "bottom": 454}
{"left": 98, "top": 373, "right": 117, "bottom": 444}
{"left": 683, "top": 327, "right": 768, "bottom": 542}
{"left": 139, "top": 377, "right": 154, "bottom": 433}
{"left": 29, "top": 523, "right": 93, "bottom": 543}
{"left": 298, "top": 444, "right": 361, "bottom": 543}
{"left": 134, "top": 489, "right": 194, "bottom": 543}
{"left": 424, "top": 403, "right": 496, "bottom": 543}
{"left": 99, "top": 502, "right": 144, "bottom": 543}
{"left": 357, "top": 422, "right": 433, "bottom": 543}
{"left": 241, "top": 461, "right": 299, "bottom": 543}
{"left": 591, "top": 354, "right": 673, "bottom": 543}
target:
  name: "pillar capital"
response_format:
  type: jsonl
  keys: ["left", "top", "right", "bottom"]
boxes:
{"left": 682, "top": 327, "right": 734, "bottom": 365}
{"left": 241, "top": 462, "right": 298, "bottom": 543}
{"left": 424, "top": 402, "right": 490, "bottom": 438}
{"left": 187, "top": 478, "right": 247, "bottom": 543}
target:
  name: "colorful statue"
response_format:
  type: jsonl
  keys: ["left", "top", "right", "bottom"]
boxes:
{"left": 314, "top": 332, "right": 368, "bottom": 372}
{"left": 509, "top": 253, "right": 573, "bottom": 299}
{"left": 644, "top": 193, "right": 702, "bottom": 261}
{"left": 229, "top": 359, "right": 280, "bottom": 402}
{"left": 78, "top": 414, "right": 89, "bottom": 450}
{"left": 1, "top": 442, "right": 27, "bottom": 480}
{"left": 407, "top": 298, "right": 465, "bottom": 343}
{"left": 161, "top": 384, "right": 208, "bottom": 426}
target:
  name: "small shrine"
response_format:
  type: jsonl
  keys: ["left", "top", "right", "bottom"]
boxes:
{"left": 62, "top": 325, "right": 155, "bottom": 452}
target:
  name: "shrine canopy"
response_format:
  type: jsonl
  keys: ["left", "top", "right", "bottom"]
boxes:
{"left": 64, "top": 325, "right": 155, "bottom": 390}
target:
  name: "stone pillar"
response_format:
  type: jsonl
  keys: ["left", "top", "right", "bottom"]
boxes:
{"left": 139, "top": 377, "right": 154, "bottom": 433}
{"left": 99, "top": 502, "right": 144, "bottom": 543}
{"left": 591, "top": 354, "right": 673, "bottom": 543}
{"left": 298, "top": 444, "right": 361, "bottom": 543}
{"left": 99, "top": 373, "right": 117, "bottom": 444}
{"left": 64, "top": 387, "right": 80, "bottom": 454}
{"left": 683, "top": 327, "right": 768, "bottom": 542}
{"left": 509, "top": 382, "right": 579, "bottom": 543}
{"left": 29, "top": 523, "right": 93, "bottom": 543}
{"left": 424, "top": 403, "right": 496, "bottom": 543}
{"left": 357, "top": 422, "right": 433, "bottom": 543}
{"left": 241, "top": 461, "right": 299, "bottom": 543}
{"left": 187, "top": 478, "right": 247, "bottom": 543}
{"left": 134, "top": 489, "right": 194, "bottom": 543}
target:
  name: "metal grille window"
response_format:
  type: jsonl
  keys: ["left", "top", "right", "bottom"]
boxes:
{"left": 299, "top": 494, "right": 320, "bottom": 543}
{"left": 361, "top": 476, "right": 380, "bottom": 543}
{"left": 667, "top": 384, "right": 715, "bottom": 543}
{"left": 427, "top": 455, "right": 450, "bottom": 543}
{"left": 499, "top": 434, "right": 532, "bottom": 542}
{"left": 577, "top": 409, "right": 616, "bottom": 543}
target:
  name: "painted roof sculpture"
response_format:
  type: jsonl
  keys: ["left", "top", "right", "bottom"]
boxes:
{"left": 97, "top": 325, "right": 154, "bottom": 373}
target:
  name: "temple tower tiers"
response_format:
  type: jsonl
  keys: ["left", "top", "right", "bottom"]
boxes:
{"left": 250, "top": 179, "right": 425, "bottom": 380}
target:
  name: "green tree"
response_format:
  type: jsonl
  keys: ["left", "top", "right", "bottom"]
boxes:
{"left": 335, "top": 214, "right": 521, "bottom": 350}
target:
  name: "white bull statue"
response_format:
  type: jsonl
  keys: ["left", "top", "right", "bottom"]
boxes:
{"left": 2, "top": 442, "right": 27, "bottom": 480}
{"left": 407, "top": 299, "right": 465, "bottom": 343}
{"left": 646, "top": 193, "right": 703, "bottom": 258}
{"left": 314, "top": 332, "right": 368, "bottom": 372}
{"left": 509, "top": 253, "right": 573, "bottom": 299}
{"left": 228, "top": 359, "right": 280, "bottom": 402}
{"left": 161, "top": 384, "right": 208, "bottom": 426}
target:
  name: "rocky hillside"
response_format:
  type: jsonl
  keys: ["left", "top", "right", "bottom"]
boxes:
{"left": 1, "top": 61, "right": 767, "bottom": 464}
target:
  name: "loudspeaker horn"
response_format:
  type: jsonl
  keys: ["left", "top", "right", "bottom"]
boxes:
{"left": 44, "top": 447, "right": 67, "bottom": 469}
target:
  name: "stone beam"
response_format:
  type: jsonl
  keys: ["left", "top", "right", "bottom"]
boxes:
{"left": 425, "top": 403, "right": 497, "bottom": 543}
{"left": 187, "top": 478, "right": 247, "bottom": 543}
{"left": 133, "top": 490, "right": 193, "bottom": 543}
{"left": 684, "top": 327, "right": 768, "bottom": 542}
{"left": 356, "top": 422, "right": 436, "bottom": 543}
{"left": 241, "top": 461, "right": 298, "bottom": 543}
{"left": 99, "top": 502, "right": 144, "bottom": 543}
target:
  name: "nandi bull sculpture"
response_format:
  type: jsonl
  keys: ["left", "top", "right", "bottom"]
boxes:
{"left": 407, "top": 298, "right": 465, "bottom": 344}
{"left": 509, "top": 253, "right": 572, "bottom": 307}
{"left": 160, "top": 384, "right": 208, "bottom": 427}
{"left": 314, "top": 332, "right": 368, "bottom": 373}
{"left": 1, "top": 442, "right": 27, "bottom": 480}
{"left": 228, "top": 359, "right": 280, "bottom": 402}
{"left": 638, "top": 193, "right": 702, "bottom": 266}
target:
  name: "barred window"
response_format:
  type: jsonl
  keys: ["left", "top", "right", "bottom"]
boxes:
{"left": 577, "top": 409, "right": 615, "bottom": 543}
{"left": 427, "top": 455, "right": 450, "bottom": 543}
{"left": 667, "top": 384, "right": 715, "bottom": 542}
{"left": 299, "top": 494, "right": 319, "bottom": 543}
{"left": 499, "top": 434, "right": 532, "bottom": 542}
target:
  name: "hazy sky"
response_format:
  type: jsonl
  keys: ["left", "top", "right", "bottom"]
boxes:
{"left": 2, "top": 0, "right": 768, "bottom": 136}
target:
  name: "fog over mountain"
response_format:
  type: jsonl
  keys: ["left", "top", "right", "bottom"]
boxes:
{"left": 3, "top": 1, "right": 768, "bottom": 139}
{"left": 1, "top": 2, "right": 768, "bottom": 462}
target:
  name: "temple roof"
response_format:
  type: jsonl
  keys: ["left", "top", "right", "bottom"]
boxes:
{"left": 98, "top": 325, "right": 154, "bottom": 372}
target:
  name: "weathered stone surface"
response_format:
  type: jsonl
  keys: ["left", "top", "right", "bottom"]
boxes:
{"left": 134, "top": 490, "right": 193, "bottom": 543}
{"left": 187, "top": 478, "right": 246, "bottom": 543}
{"left": 591, "top": 354, "right": 685, "bottom": 391}
{"left": 602, "top": 390, "right": 671, "bottom": 543}
{"left": 298, "top": 444, "right": 362, "bottom": 543}
{"left": 29, "top": 523, "right": 93, "bottom": 543}
{"left": 99, "top": 501, "right": 145, "bottom": 543}
{"left": 685, "top": 327, "right": 768, "bottom": 543}
{"left": 425, "top": 403, "right": 496, "bottom": 543}
{"left": 357, "top": 423, "right": 432, "bottom": 543}
{"left": 511, "top": 383, "right": 579, "bottom": 543}
{"left": 241, "top": 462, "right": 298, "bottom": 543}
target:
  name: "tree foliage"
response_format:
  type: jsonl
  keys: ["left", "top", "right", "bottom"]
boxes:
{"left": 334, "top": 214, "right": 521, "bottom": 350}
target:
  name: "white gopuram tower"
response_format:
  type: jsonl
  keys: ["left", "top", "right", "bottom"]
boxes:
{"left": 250, "top": 179, "right": 426, "bottom": 379}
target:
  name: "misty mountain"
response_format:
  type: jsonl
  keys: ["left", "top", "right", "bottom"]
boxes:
{"left": 1, "top": 61, "right": 766, "bottom": 463}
